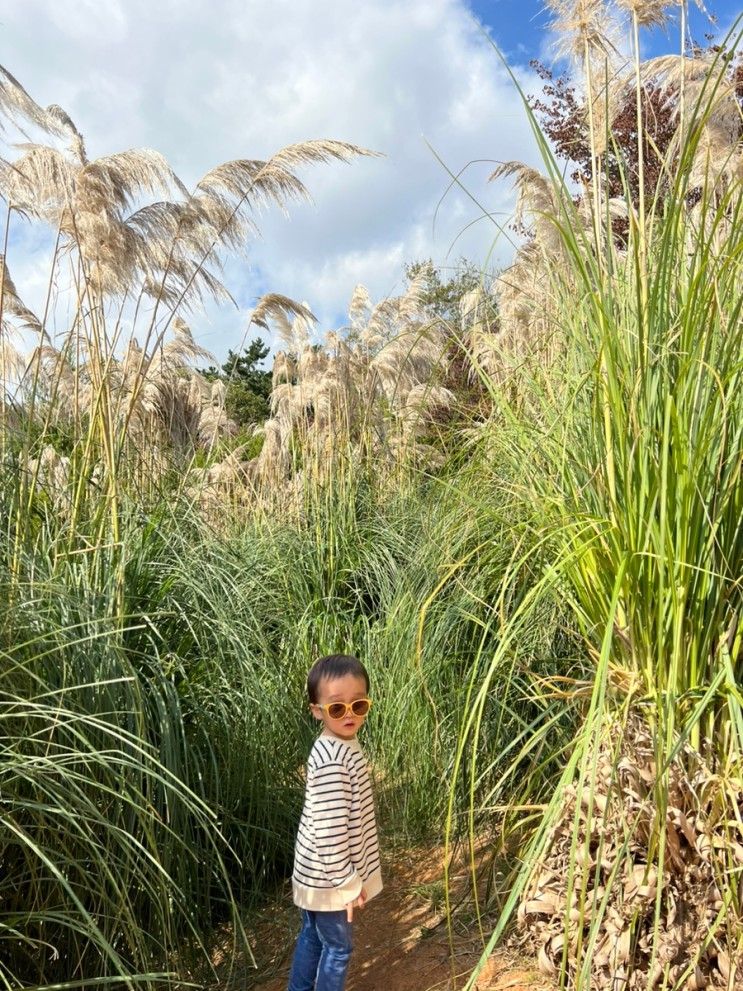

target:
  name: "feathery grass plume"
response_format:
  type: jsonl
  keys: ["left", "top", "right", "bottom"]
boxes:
{"left": 641, "top": 52, "right": 743, "bottom": 189}
{"left": 185, "top": 443, "right": 256, "bottom": 518}
{"left": 0, "top": 116, "right": 373, "bottom": 515}
{"left": 487, "top": 163, "right": 576, "bottom": 370}
{"left": 348, "top": 282, "right": 372, "bottom": 329}
{"left": 196, "top": 140, "right": 376, "bottom": 221}
{"left": 0, "top": 254, "right": 42, "bottom": 431}
{"left": 397, "top": 383, "right": 455, "bottom": 440}
{"left": 588, "top": 64, "right": 633, "bottom": 156}
{"left": 543, "top": 0, "right": 622, "bottom": 125}
{"left": 544, "top": 0, "right": 627, "bottom": 255}
{"left": 459, "top": 286, "right": 500, "bottom": 380}
{"left": 25, "top": 442, "right": 71, "bottom": 508}
{"left": 490, "top": 161, "right": 566, "bottom": 255}
{"left": 0, "top": 65, "right": 70, "bottom": 138}
{"left": 37, "top": 311, "right": 223, "bottom": 459}
{"left": 546, "top": 0, "right": 610, "bottom": 60}
{"left": 0, "top": 337, "right": 28, "bottom": 389}
{"left": 272, "top": 350, "right": 297, "bottom": 388}
{"left": 1, "top": 137, "right": 197, "bottom": 298}
{"left": 24, "top": 339, "right": 79, "bottom": 422}
{"left": 0, "top": 254, "right": 42, "bottom": 334}
{"left": 124, "top": 317, "right": 240, "bottom": 451}
{"left": 615, "top": 0, "right": 669, "bottom": 28}
{"left": 250, "top": 292, "right": 316, "bottom": 332}
{"left": 274, "top": 303, "right": 315, "bottom": 353}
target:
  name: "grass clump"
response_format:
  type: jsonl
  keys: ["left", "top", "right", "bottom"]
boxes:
{"left": 451, "top": 13, "right": 743, "bottom": 991}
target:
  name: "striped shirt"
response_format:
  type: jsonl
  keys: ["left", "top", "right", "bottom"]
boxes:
{"left": 292, "top": 733, "right": 383, "bottom": 911}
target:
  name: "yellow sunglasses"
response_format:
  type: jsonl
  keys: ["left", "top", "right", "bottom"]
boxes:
{"left": 314, "top": 698, "right": 372, "bottom": 720}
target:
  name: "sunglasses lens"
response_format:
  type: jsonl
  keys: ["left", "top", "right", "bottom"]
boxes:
{"left": 323, "top": 700, "right": 371, "bottom": 719}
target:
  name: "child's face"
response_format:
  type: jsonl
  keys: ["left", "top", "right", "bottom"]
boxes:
{"left": 311, "top": 672, "right": 370, "bottom": 740}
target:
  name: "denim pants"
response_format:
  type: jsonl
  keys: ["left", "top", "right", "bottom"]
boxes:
{"left": 287, "top": 908, "right": 353, "bottom": 991}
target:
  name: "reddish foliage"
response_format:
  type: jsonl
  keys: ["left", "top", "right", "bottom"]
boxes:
{"left": 528, "top": 46, "right": 743, "bottom": 208}
{"left": 528, "top": 59, "right": 678, "bottom": 203}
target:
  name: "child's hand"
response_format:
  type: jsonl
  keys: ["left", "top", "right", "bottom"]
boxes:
{"left": 345, "top": 886, "right": 367, "bottom": 922}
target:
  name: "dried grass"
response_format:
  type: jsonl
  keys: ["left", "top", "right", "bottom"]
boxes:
{"left": 187, "top": 271, "right": 454, "bottom": 514}
{"left": 517, "top": 716, "right": 743, "bottom": 989}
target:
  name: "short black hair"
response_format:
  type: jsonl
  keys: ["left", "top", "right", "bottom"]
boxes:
{"left": 307, "top": 654, "right": 370, "bottom": 704}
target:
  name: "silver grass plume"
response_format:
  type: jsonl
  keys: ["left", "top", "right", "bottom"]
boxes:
{"left": 489, "top": 162, "right": 567, "bottom": 256}
{"left": 489, "top": 164, "right": 571, "bottom": 357}
{"left": 545, "top": 0, "right": 615, "bottom": 63}
{"left": 0, "top": 66, "right": 71, "bottom": 139}
{"left": 615, "top": 0, "right": 669, "bottom": 28}
{"left": 274, "top": 306, "right": 315, "bottom": 354}
{"left": 272, "top": 351, "right": 296, "bottom": 389}
{"left": 397, "top": 383, "right": 455, "bottom": 439}
{"left": 348, "top": 283, "right": 372, "bottom": 330}
{"left": 460, "top": 287, "right": 500, "bottom": 380}
{"left": 0, "top": 255, "right": 42, "bottom": 335}
{"left": 641, "top": 53, "right": 743, "bottom": 190}
{"left": 0, "top": 338, "right": 29, "bottom": 385}
{"left": 1, "top": 254, "right": 41, "bottom": 401}
{"left": 25, "top": 443, "right": 71, "bottom": 510}
{"left": 250, "top": 293, "right": 316, "bottom": 333}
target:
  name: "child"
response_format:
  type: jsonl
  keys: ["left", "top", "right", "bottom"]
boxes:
{"left": 287, "top": 653, "right": 383, "bottom": 991}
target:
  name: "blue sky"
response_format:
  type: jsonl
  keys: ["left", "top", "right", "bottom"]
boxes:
{"left": 473, "top": 0, "right": 552, "bottom": 57}
{"left": 472, "top": 0, "right": 742, "bottom": 59}
{"left": 1, "top": 0, "right": 739, "bottom": 361}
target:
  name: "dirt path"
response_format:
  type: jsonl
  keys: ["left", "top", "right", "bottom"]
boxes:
{"left": 210, "top": 848, "right": 547, "bottom": 991}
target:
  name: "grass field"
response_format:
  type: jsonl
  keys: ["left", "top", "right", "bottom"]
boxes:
{"left": 1, "top": 8, "right": 741, "bottom": 988}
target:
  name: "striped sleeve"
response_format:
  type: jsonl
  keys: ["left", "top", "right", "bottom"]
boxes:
{"left": 307, "top": 760, "right": 361, "bottom": 892}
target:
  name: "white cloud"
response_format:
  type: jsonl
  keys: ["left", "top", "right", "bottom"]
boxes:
{"left": 1, "top": 0, "right": 543, "bottom": 358}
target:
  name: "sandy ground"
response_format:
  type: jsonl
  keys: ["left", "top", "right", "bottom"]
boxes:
{"left": 207, "top": 847, "right": 550, "bottom": 991}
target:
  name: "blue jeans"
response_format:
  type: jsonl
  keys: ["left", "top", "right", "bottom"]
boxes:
{"left": 287, "top": 908, "right": 353, "bottom": 991}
